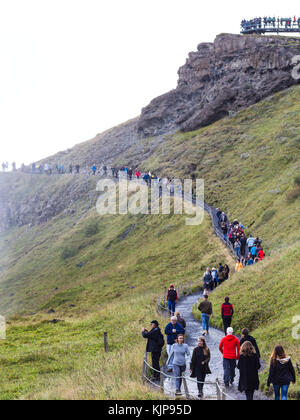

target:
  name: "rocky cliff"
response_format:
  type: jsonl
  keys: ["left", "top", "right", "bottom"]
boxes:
{"left": 137, "top": 33, "right": 300, "bottom": 136}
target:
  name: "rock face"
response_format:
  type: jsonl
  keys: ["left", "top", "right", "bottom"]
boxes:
{"left": 137, "top": 33, "right": 300, "bottom": 136}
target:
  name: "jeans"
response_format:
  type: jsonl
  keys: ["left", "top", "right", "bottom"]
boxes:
{"left": 235, "top": 246, "right": 241, "bottom": 257}
{"left": 223, "top": 233, "right": 227, "bottom": 241}
{"left": 167, "top": 344, "right": 174, "bottom": 369}
{"left": 173, "top": 364, "right": 186, "bottom": 391}
{"left": 223, "top": 358, "right": 236, "bottom": 385}
{"left": 201, "top": 314, "right": 210, "bottom": 332}
{"left": 273, "top": 384, "right": 289, "bottom": 400}
{"left": 168, "top": 300, "right": 176, "bottom": 314}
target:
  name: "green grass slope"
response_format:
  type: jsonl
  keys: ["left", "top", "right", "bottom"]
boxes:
{"left": 0, "top": 175, "right": 233, "bottom": 398}
{"left": 0, "top": 85, "right": 300, "bottom": 399}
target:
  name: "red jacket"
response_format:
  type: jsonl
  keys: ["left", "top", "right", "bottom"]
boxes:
{"left": 258, "top": 250, "right": 265, "bottom": 260}
{"left": 219, "top": 334, "right": 240, "bottom": 360}
{"left": 221, "top": 302, "right": 234, "bottom": 317}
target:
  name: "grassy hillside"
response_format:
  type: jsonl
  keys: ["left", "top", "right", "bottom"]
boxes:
{"left": 0, "top": 176, "right": 233, "bottom": 398}
{"left": 0, "top": 85, "right": 300, "bottom": 399}
{"left": 193, "top": 242, "right": 300, "bottom": 399}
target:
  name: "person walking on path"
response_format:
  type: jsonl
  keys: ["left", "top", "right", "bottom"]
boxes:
{"left": 211, "top": 267, "right": 219, "bottom": 288}
{"left": 235, "top": 259, "right": 243, "bottom": 272}
{"left": 75, "top": 164, "right": 80, "bottom": 174}
{"left": 164, "top": 316, "right": 185, "bottom": 372}
{"left": 202, "top": 268, "right": 213, "bottom": 294}
{"left": 234, "top": 238, "right": 241, "bottom": 258}
{"left": 175, "top": 311, "right": 186, "bottom": 329}
{"left": 219, "top": 327, "right": 240, "bottom": 386}
{"left": 237, "top": 341, "right": 261, "bottom": 400}
{"left": 166, "top": 284, "right": 178, "bottom": 316}
{"left": 221, "top": 297, "right": 234, "bottom": 335}
{"left": 190, "top": 336, "right": 211, "bottom": 398}
{"left": 267, "top": 345, "right": 296, "bottom": 400}
{"left": 223, "top": 264, "right": 230, "bottom": 280}
{"left": 240, "top": 328, "right": 261, "bottom": 359}
{"left": 198, "top": 294, "right": 213, "bottom": 336}
{"left": 92, "top": 164, "right": 97, "bottom": 175}
{"left": 142, "top": 320, "right": 165, "bottom": 382}
{"left": 167, "top": 334, "right": 191, "bottom": 395}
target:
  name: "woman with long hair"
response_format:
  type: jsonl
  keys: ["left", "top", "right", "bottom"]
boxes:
{"left": 237, "top": 341, "right": 260, "bottom": 400}
{"left": 267, "top": 345, "right": 296, "bottom": 400}
{"left": 167, "top": 334, "right": 191, "bottom": 395}
{"left": 190, "top": 336, "right": 211, "bottom": 398}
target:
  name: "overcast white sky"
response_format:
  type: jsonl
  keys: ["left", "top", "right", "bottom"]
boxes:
{"left": 0, "top": 0, "right": 299, "bottom": 166}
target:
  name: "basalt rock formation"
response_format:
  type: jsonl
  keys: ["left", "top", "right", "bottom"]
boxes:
{"left": 137, "top": 33, "right": 300, "bottom": 136}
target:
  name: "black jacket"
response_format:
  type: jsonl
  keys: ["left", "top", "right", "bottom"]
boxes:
{"left": 237, "top": 354, "right": 260, "bottom": 392}
{"left": 267, "top": 358, "right": 296, "bottom": 386}
{"left": 142, "top": 327, "right": 164, "bottom": 353}
{"left": 190, "top": 346, "right": 211, "bottom": 377}
{"left": 240, "top": 335, "right": 261, "bottom": 359}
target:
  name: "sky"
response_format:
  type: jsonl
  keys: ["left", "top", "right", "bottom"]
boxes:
{"left": 0, "top": 0, "right": 299, "bottom": 166}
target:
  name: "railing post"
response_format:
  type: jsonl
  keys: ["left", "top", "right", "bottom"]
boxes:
{"left": 160, "top": 367, "right": 164, "bottom": 393}
{"left": 104, "top": 332, "right": 108, "bottom": 352}
{"left": 142, "top": 352, "right": 147, "bottom": 384}
{"left": 182, "top": 376, "right": 190, "bottom": 399}
{"left": 222, "top": 386, "right": 226, "bottom": 400}
{"left": 216, "top": 378, "right": 221, "bottom": 400}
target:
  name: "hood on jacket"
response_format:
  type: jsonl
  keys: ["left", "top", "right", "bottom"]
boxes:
{"left": 225, "top": 334, "right": 236, "bottom": 342}
{"left": 277, "top": 357, "right": 290, "bottom": 364}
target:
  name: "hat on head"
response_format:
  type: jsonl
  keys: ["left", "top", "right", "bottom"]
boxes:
{"left": 227, "top": 327, "right": 234, "bottom": 335}
{"left": 151, "top": 320, "right": 159, "bottom": 326}
{"left": 170, "top": 284, "right": 174, "bottom": 288}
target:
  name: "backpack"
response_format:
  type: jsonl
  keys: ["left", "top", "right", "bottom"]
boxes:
{"left": 168, "top": 289, "right": 177, "bottom": 302}
{"left": 157, "top": 332, "right": 165, "bottom": 348}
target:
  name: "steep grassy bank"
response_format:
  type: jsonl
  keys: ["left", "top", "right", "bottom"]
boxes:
{"left": 193, "top": 241, "right": 300, "bottom": 399}
{"left": 0, "top": 177, "right": 233, "bottom": 398}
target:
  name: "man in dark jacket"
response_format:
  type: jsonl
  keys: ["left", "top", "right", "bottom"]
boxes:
{"left": 142, "top": 320, "right": 164, "bottom": 381}
{"left": 240, "top": 328, "right": 261, "bottom": 359}
{"left": 164, "top": 316, "right": 185, "bottom": 372}
{"left": 221, "top": 297, "right": 234, "bottom": 335}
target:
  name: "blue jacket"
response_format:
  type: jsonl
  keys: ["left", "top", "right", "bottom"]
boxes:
{"left": 164, "top": 322, "right": 185, "bottom": 345}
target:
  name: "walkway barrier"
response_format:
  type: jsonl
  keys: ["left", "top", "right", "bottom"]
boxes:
{"left": 141, "top": 351, "right": 235, "bottom": 400}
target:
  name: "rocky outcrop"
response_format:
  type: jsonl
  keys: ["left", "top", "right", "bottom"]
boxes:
{"left": 137, "top": 33, "right": 300, "bottom": 136}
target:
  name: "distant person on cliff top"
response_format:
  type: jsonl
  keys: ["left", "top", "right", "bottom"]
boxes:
{"left": 92, "top": 164, "right": 97, "bottom": 175}
{"left": 75, "top": 164, "right": 80, "bottom": 174}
